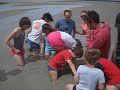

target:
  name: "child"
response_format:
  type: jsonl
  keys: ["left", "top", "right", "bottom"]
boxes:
{"left": 48, "top": 46, "right": 83, "bottom": 83}
{"left": 41, "top": 24, "right": 56, "bottom": 60}
{"left": 27, "top": 13, "right": 53, "bottom": 57}
{"left": 47, "top": 31, "right": 76, "bottom": 51}
{"left": 5, "top": 17, "right": 31, "bottom": 66}
{"left": 66, "top": 48, "right": 105, "bottom": 90}
{"left": 95, "top": 49, "right": 120, "bottom": 90}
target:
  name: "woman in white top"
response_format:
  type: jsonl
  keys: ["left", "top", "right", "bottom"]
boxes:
{"left": 47, "top": 31, "right": 76, "bottom": 51}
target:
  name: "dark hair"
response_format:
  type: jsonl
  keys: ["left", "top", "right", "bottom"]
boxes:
{"left": 80, "top": 10, "right": 88, "bottom": 14}
{"left": 86, "top": 10, "right": 100, "bottom": 24}
{"left": 19, "top": 17, "right": 31, "bottom": 28}
{"left": 72, "top": 46, "right": 83, "bottom": 58}
{"left": 75, "top": 39, "right": 82, "bottom": 48}
{"left": 84, "top": 48, "right": 101, "bottom": 65}
{"left": 42, "top": 24, "right": 54, "bottom": 33}
{"left": 42, "top": 13, "right": 53, "bottom": 22}
{"left": 64, "top": 10, "right": 71, "bottom": 15}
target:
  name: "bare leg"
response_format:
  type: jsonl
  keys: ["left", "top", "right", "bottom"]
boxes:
{"left": 106, "top": 85, "right": 119, "bottom": 90}
{"left": 45, "top": 52, "right": 51, "bottom": 60}
{"left": 13, "top": 54, "right": 24, "bottom": 65}
{"left": 66, "top": 84, "right": 74, "bottom": 90}
{"left": 49, "top": 71, "right": 58, "bottom": 84}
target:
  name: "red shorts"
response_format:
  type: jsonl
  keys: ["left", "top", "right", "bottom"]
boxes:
{"left": 10, "top": 49, "right": 25, "bottom": 56}
{"left": 47, "top": 31, "right": 64, "bottom": 51}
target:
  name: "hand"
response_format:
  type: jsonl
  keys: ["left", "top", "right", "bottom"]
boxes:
{"left": 39, "top": 51, "right": 44, "bottom": 56}
{"left": 14, "top": 48, "right": 21, "bottom": 54}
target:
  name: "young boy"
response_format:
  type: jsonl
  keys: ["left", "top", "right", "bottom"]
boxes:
{"left": 48, "top": 46, "right": 83, "bottom": 82}
{"left": 5, "top": 17, "right": 31, "bottom": 66}
{"left": 66, "top": 48, "right": 105, "bottom": 90}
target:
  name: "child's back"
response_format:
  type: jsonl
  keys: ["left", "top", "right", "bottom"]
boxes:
{"left": 76, "top": 65, "right": 105, "bottom": 90}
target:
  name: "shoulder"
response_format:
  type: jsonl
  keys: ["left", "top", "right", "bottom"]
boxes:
{"left": 13, "top": 27, "right": 21, "bottom": 33}
{"left": 33, "top": 19, "right": 46, "bottom": 24}
{"left": 70, "top": 19, "right": 75, "bottom": 23}
{"left": 56, "top": 18, "right": 64, "bottom": 23}
{"left": 78, "top": 65, "right": 86, "bottom": 69}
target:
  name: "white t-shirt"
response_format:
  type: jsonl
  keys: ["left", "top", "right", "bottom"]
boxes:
{"left": 28, "top": 19, "right": 46, "bottom": 44}
{"left": 76, "top": 65, "right": 105, "bottom": 90}
{"left": 59, "top": 31, "right": 76, "bottom": 49}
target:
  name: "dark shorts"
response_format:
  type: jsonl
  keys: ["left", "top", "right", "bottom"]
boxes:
{"left": 73, "top": 85, "right": 76, "bottom": 90}
{"left": 114, "top": 84, "right": 120, "bottom": 89}
{"left": 27, "top": 39, "right": 40, "bottom": 52}
{"left": 48, "top": 64, "right": 56, "bottom": 71}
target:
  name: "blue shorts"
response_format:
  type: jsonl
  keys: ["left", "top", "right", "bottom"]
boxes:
{"left": 48, "top": 64, "right": 56, "bottom": 71}
{"left": 27, "top": 39, "right": 40, "bottom": 52}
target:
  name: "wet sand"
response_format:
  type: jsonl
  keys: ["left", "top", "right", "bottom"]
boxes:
{"left": 0, "top": 1, "right": 120, "bottom": 90}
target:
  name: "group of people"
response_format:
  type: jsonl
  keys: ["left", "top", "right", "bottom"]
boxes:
{"left": 5, "top": 9, "right": 120, "bottom": 90}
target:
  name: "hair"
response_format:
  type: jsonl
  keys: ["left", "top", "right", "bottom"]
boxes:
{"left": 19, "top": 17, "right": 31, "bottom": 28}
{"left": 86, "top": 10, "right": 100, "bottom": 24}
{"left": 64, "top": 10, "right": 71, "bottom": 15}
{"left": 72, "top": 46, "right": 83, "bottom": 58}
{"left": 80, "top": 10, "right": 88, "bottom": 14}
{"left": 75, "top": 39, "right": 82, "bottom": 48}
{"left": 84, "top": 48, "right": 101, "bottom": 65}
{"left": 42, "top": 24, "right": 54, "bottom": 33}
{"left": 41, "top": 13, "right": 53, "bottom": 22}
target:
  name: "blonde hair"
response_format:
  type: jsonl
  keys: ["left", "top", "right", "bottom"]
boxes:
{"left": 84, "top": 48, "right": 101, "bottom": 65}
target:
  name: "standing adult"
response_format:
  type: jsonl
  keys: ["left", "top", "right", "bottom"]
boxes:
{"left": 112, "top": 12, "right": 120, "bottom": 68}
{"left": 27, "top": 13, "right": 53, "bottom": 57}
{"left": 86, "top": 10, "right": 111, "bottom": 58}
{"left": 55, "top": 10, "right": 79, "bottom": 38}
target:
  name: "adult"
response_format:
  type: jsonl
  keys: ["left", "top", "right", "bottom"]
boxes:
{"left": 112, "top": 12, "right": 120, "bottom": 68}
{"left": 55, "top": 10, "right": 79, "bottom": 38}
{"left": 79, "top": 10, "right": 90, "bottom": 35}
{"left": 27, "top": 13, "right": 53, "bottom": 57}
{"left": 86, "top": 10, "right": 111, "bottom": 58}
{"left": 47, "top": 31, "right": 77, "bottom": 51}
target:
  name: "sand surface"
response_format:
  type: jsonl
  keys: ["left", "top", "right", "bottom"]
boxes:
{"left": 0, "top": 1, "right": 120, "bottom": 90}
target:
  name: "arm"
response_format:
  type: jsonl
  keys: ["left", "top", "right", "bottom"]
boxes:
{"left": 97, "top": 83, "right": 105, "bottom": 90}
{"left": 39, "top": 34, "right": 45, "bottom": 55}
{"left": 74, "top": 76, "right": 79, "bottom": 84}
{"left": 55, "top": 21, "right": 59, "bottom": 31}
{"left": 66, "top": 60, "right": 77, "bottom": 76}
{"left": 5, "top": 28, "right": 20, "bottom": 53}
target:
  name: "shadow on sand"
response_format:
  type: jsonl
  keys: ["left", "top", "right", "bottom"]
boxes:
{"left": 0, "top": 69, "right": 22, "bottom": 82}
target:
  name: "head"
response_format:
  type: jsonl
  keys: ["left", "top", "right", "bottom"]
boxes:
{"left": 80, "top": 10, "right": 88, "bottom": 21}
{"left": 64, "top": 10, "right": 72, "bottom": 21}
{"left": 72, "top": 46, "right": 83, "bottom": 58}
{"left": 75, "top": 39, "right": 82, "bottom": 48}
{"left": 84, "top": 48, "right": 101, "bottom": 65}
{"left": 19, "top": 17, "right": 31, "bottom": 30}
{"left": 42, "top": 24, "right": 54, "bottom": 35}
{"left": 42, "top": 13, "right": 53, "bottom": 23}
{"left": 85, "top": 10, "right": 100, "bottom": 29}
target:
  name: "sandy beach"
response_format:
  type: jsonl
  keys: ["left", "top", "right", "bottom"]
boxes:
{"left": 0, "top": 0, "right": 120, "bottom": 90}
